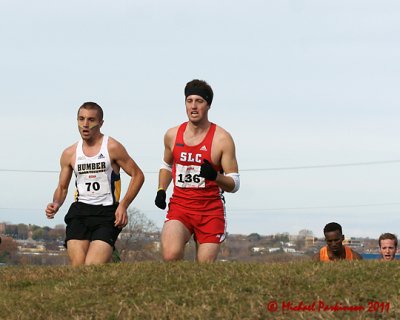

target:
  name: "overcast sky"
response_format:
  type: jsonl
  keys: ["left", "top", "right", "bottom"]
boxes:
{"left": 1, "top": 0, "right": 400, "bottom": 238}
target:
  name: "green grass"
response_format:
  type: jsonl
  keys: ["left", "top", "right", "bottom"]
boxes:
{"left": 0, "top": 261, "right": 399, "bottom": 319}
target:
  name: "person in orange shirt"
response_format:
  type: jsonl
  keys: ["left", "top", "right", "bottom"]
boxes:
{"left": 378, "top": 233, "right": 397, "bottom": 261}
{"left": 314, "top": 222, "right": 362, "bottom": 261}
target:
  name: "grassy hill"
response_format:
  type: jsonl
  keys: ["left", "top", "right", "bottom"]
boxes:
{"left": 1, "top": 261, "right": 399, "bottom": 319}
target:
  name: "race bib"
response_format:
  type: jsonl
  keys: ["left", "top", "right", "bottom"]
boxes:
{"left": 77, "top": 172, "right": 110, "bottom": 196}
{"left": 175, "top": 164, "right": 205, "bottom": 188}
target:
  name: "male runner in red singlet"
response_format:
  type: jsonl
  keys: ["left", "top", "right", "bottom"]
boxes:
{"left": 45, "top": 102, "right": 144, "bottom": 266}
{"left": 314, "top": 222, "right": 362, "bottom": 261}
{"left": 155, "top": 79, "right": 240, "bottom": 262}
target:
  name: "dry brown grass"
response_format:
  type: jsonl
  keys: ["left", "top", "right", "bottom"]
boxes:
{"left": 0, "top": 260, "right": 399, "bottom": 319}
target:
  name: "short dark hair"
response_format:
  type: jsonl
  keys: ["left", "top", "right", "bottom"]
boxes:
{"left": 77, "top": 102, "right": 103, "bottom": 121}
{"left": 184, "top": 79, "right": 214, "bottom": 106}
{"left": 378, "top": 233, "right": 398, "bottom": 248}
{"left": 323, "top": 222, "right": 342, "bottom": 234}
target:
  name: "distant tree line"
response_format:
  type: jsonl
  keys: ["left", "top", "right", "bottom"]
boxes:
{"left": 0, "top": 236, "right": 18, "bottom": 264}
{"left": 3, "top": 223, "right": 65, "bottom": 241}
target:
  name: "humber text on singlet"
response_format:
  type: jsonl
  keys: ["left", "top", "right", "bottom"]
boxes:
{"left": 77, "top": 162, "right": 106, "bottom": 173}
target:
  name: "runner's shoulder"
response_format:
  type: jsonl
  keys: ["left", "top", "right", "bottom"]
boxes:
{"left": 60, "top": 142, "right": 77, "bottom": 167}
{"left": 62, "top": 142, "right": 78, "bottom": 157}
{"left": 214, "top": 125, "right": 234, "bottom": 144}
{"left": 165, "top": 125, "right": 180, "bottom": 143}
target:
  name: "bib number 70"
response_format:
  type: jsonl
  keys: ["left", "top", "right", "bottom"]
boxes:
{"left": 85, "top": 182, "right": 101, "bottom": 191}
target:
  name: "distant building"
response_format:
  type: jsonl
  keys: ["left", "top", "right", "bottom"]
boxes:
{"left": 304, "top": 236, "right": 316, "bottom": 248}
{"left": 150, "top": 241, "right": 160, "bottom": 252}
{"left": 343, "top": 237, "right": 364, "bottom": 250}
{"left": 285, "top": 242, "right": 296, "bottom": 247}
{"left": 0, "top": 223, "right": 5, "bottom": 234}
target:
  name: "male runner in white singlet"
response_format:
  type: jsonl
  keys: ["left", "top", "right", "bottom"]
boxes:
{"left": 45, "top": 102, "right": 144, "bottom": 266}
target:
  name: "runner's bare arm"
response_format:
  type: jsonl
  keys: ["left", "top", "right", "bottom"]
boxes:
{"left": 155, "top": 129, "right": 176, "bottom": 210}
{"left": 45, "top": 147, "right": 74, "bottom": 219}
{"left": 352, "top": 250, "right": 363, "bottom": 260}
{"left": 312, "top": 252, "right": 321, "bottom": 261}
{"left": 110, "top": 138, "right": 145, "bottom": 227}
{"left": 214, "top": 131, "right": 239, "bottom": 192}
{"left": 158, "top": 128, "right": 176, "bottom": 190}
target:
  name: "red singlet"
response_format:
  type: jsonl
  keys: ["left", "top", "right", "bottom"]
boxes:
{"left": 169, "top": 122, "right": 224, "bottom": 215}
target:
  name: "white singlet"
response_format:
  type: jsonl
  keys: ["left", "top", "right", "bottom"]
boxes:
{"left": 74, "top": 136, "right": 121, "bottom": 206}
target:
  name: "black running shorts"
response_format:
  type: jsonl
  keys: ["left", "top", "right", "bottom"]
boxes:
{"left": 64, "top": 202, "right": 121, "bottom": 247}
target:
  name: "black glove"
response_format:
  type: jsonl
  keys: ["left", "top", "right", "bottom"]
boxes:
{"left": 155, "top": 189, "right": 167, "bottom": 210}
{"left": 200, "top": 159, "right": 217, "bottom": 181}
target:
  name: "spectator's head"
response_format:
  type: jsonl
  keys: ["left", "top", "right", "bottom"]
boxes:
{"left": 323, "top": 222, "right": 344, "bottom": 253}
{"left": 378, "top": 233, "right": 397, "bottom": 261}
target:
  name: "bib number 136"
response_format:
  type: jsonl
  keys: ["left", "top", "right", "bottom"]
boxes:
{"left": 175, "top": 164, "right": 205, "bottom": 188}
{"left": 177, "top": 173, "right": 201, "bottom": 184}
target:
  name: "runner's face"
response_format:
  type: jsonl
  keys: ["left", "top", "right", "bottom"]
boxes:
{"left": 379, "top": 239, "right": 397, "bottom": 261}
{"left": 77, "top": 108, "right": 103, "bottom": 140}
{"left": 185, "top": 95, "right": 210, "bottom": 124}
{"left": 324, "top": 230, "right": 344, "bottom": 253}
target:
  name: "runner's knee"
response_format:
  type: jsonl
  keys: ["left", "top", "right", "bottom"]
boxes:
{"left": 162, "top": 243, "right": 185, "bottom": 261}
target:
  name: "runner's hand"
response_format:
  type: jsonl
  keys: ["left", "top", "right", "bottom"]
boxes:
{"left": 45, "top": 202, "right": 60, "bottom": 219}
{"left": 155, "top": 189, "right": 167, "bottom": 210}
{"left": 200, "top": 159, "right": 217, "bottom": 181}
{"left": 114, "top": 206, "right": 128, "bottom": 228}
